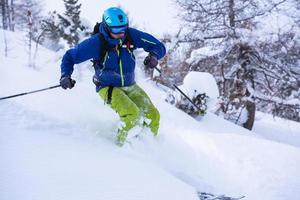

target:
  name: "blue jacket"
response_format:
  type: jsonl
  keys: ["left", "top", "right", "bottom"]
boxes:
{"left": 60, "top": 23, "right": 166, "bottom": 91}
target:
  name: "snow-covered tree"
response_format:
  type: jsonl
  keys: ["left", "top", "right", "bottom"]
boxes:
{"left": 57, "top": 0, "right": 88, "bottom": 47}
{"left": 39, "top": 11, "right": 63, "bottom": 51}
{"left": 13, "top": 0, "right": 43, "bottom": 31}
{"left": 166, "top": 0, "right": 300, "bottom": 129}
{"left": 40, "top": 0, "right": 91, "bottom": 50}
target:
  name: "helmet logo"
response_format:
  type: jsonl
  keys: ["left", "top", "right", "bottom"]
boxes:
{"left": 118, "top": 15, "right": 124, "bottom": 22}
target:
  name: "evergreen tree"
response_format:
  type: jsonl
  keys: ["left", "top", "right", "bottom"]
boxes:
{"left": 57, "top": 0, "right": 86, "bottom": 47}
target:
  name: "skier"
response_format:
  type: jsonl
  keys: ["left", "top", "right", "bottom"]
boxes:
{"left": 59, "top": 7, "right": 166, "bottom": 146}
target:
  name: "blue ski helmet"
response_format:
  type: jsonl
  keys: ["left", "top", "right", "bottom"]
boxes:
{"left": 102, "top": 7, "right": 129, "bottom": 34}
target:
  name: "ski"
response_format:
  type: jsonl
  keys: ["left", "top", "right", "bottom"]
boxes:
{"left": 197, "top": 192, "right": 245, "bottom": 200}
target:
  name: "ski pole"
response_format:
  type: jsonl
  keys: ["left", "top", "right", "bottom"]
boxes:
{"left": 153, "top": 66, "right": 203, "bottom": 112}
{"left": 0, "top": 84, "right": 61, "bottom": 101}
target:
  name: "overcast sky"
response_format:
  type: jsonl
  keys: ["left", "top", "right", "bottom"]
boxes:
{"left": 44, "top": 0, "right": 180, "bottom": 37}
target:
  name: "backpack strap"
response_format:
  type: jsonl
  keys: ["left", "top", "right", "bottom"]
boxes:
{"left": 92, "top": 22, "right": 100, "bottom": 35}
{"left": 98, "top": 33, "right": 109, "bottom": 64}
{"left": 106, "top": 86, "right": 114, "bottom": 104}
{"left": 91, "top": 32, "right": 108, "bottom": 68}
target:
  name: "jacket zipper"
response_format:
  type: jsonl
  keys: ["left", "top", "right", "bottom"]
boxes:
{"left": 117, "top": 49, "right": 124, "bottom": 87}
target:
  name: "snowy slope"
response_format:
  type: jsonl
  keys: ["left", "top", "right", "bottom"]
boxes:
{"left": 253, "top": 112, "right": 300, "bottom": 148}
{"left": 1, "top": 30, "right": 300, "bottom": 200}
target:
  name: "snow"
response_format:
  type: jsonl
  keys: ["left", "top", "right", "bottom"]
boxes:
{"left": 0, "top": 106, "right": 196, "bottom": 200}
{"left": 183, "top": 72, "right": 219, "bottom": 99}
{"left": 186, "top": 47, "right": 222, "bottom": 64}
{"left": 177, "top": 71, "right": 220, "bottom": 112}
{"left": 1, "top": 29, "right": 300, "bottom": 200}
{"left": 253, "top": 112, "right": 300, "bottom": 148}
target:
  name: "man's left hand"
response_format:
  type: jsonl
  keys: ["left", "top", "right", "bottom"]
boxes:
{"left": 144, "top": 54, "right": 158, "bottom": 69}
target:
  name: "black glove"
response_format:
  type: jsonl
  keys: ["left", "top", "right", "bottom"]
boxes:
{"left": 144, "top": 54, "right": 158, "bottom": 69}
{"left": 60, "top": 76, "right": 76, "bottom": 89}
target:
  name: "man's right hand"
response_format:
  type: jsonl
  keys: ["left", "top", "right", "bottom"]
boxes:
{"left": 60, "top": 76, "right": 76, "bottom": 89}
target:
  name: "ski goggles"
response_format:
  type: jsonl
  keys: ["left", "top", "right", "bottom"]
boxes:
{"left": 109, "top": 26, "right": 128, "bottom": 34}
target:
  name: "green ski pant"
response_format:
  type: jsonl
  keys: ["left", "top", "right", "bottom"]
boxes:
{"left": 98, "top": 84, "right": 160, "bottom": 145}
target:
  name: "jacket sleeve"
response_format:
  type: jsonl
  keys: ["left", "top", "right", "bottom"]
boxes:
{"left": 60, "top": 35, "right": 101, "bottom": 77}
{"left": 129, "top": 28, "right": 166, "bottom": 59}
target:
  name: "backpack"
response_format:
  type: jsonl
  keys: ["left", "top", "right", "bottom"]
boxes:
{"left": 91, "top": 22, "right": 135, "bottom": 67}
